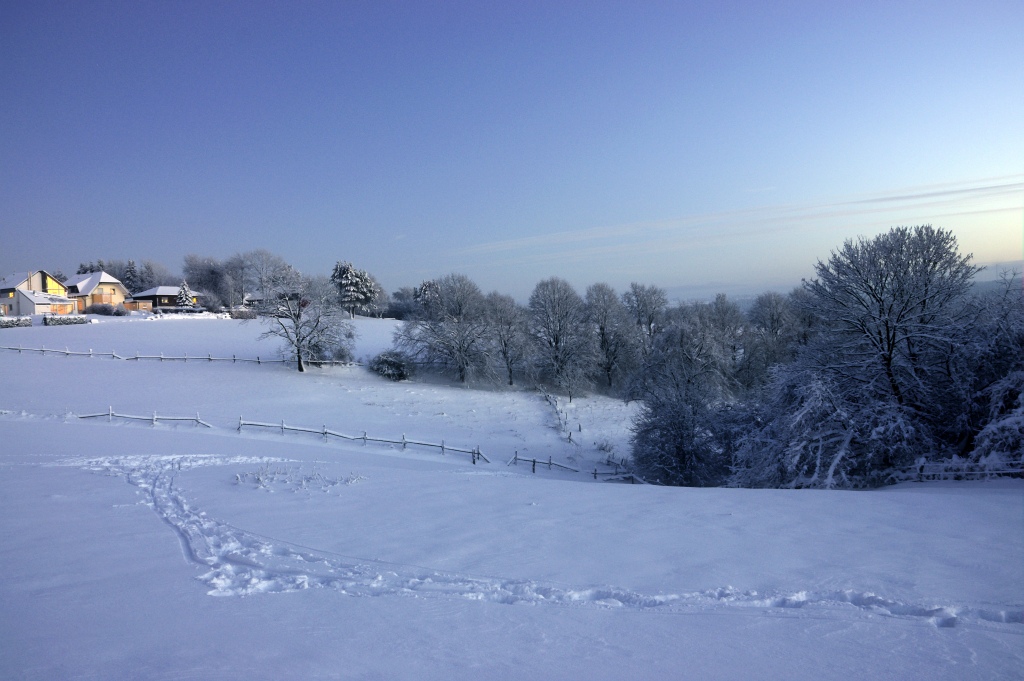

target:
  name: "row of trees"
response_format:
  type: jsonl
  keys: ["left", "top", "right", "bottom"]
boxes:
{"left": 630, "top": 226, "right": 1023, "bottom": 489}
{"left": 71, "top": 228, "right": 1023, "bottom": 489}
{"left": 390, "top": 274, "right": 677, "bottom": 396}
{"left": 377, "top": 226, "right": 1022, "bottom": 489}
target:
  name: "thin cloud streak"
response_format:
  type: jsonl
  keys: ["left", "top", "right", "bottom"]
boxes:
{"left": 457, "top": 177, "right": 1024, "bottom": 269}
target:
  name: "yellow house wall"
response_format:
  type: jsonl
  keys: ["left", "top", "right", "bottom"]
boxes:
{"left": 24, "top": 272, "right": 68, "bottom": 296}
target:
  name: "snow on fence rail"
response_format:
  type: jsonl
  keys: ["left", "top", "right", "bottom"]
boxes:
{"left": 891, "top": 460, "right": 1024, "bottom": 482}
{"left": 0, "top": 344, "right": 356, "bottom": 367}
{"left": 506, "top": 450, "right": 579, "bottom": 473}
{"left": 77, "top": 407, "right": 213, "bottom": 428}
{"left": 236, "top": 417, "right": 491, "bottom": 464}
{"left": 70, "top": 405, "right": 488, "bottom": 464}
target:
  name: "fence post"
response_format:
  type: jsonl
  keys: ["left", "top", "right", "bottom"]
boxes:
{"left": 160, "top": 353, "right": 164, "bottom": 361}
{"left": 514, "top": 451, "right": 518, "bottom": 465}
{"left": 548, "top": 456, "right": 552, "bottom": 470}
{"left": 152, "top": 411, "right": 157, "bottom": 427}
{"left": 441, "top": 439, "right": 445, "bottom": 455}
{"left": 323, "top": 425, "right": 327, "bottom": 442}
{"left": 195, "top": 411, "right": 200, "bottom": 426}
{"left": 402, "top": 434, "right": 407, "bottom": 449}
{"left": 184, "top": 352, "right": 188, "bottom": 362}
{"left": 208, "top": 353, "right": 212, "bottom": 361}
{"left": 108, "top": 406, "right": 112, "bottom": 423}
{"left": 532, "top": 458, "right": 536, "bottom": 473}
{"left": 593, "top": 468, "right": 597, "bottom": 479}
{"left": 281, "top": 419, "right": 285, "bottom": 435}
{"left": 238, "top": 416, "right": 242, "bottom": 432}
{"left": 233, "top": 354, "right": 236, "bottom": 363}
{"left": 362, "top": 431, "right": 367, "bottom": 445}
{"left": 257, "top": 356, "right": 261, "bottom": 365}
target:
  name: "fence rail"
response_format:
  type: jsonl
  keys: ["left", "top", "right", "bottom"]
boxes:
{"left": 892, "top": 461, "right": 1024, "bottom": 482}
{"left": 506, "top": 450, "right": 579, "bottom": 473}
{"left": 0, "top": 344, "right": 357, "bottom": 367}
{"left": 77, "top": 406, "right": 212, "bottom": 428}
{"left": 70, "top": 405, "right": 488, "bottom": 464}
{"left": 237, "top": 417, "right": 491, "bottom": 464}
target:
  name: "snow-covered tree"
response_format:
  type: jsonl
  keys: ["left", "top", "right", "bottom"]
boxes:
{"left": 528, "top": 277, "right": 594, "bottom": 399}
{"left": 394, "top": 274, "right": 491, "bottom": 383}
{"left": 122, "top": 260, "right": 140, "bottom": 294}
{"left": 622, "top": 283, "right": 668, "bottom": 357}
{"left": 137, "top": 260, "right": 178, "bottom": 291}
{"left": 585, "top": 283, "right": 639, "bottom": 390}
{"left": 254, "top": 264, "right": 353, "bottom": 373}
{"left": 330, "top": 261, "right": 380, "bottom": 318}
{"left": 732, "top": 226, "right": 983, "bottom": 488}
{"left": 483, "top": 292, "right": 530, "bottom": 386}
{"left": 176, "top": 281, "right": 195, "bottom": 309}
{"left": 737, "top": 291, "right": 798, "bottom": 388}
{"left": 176, "top": 280, "right": 195, "bottom": 307}
{"left": 629, "top": 305, "right": 737, "bottom": 486}
{"left": 181, "top": 255, "right": 234, "bottom": 310}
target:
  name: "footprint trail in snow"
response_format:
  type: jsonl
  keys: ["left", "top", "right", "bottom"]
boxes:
{"left": 60, "top": 454, "right": 1024, "bottom": 630}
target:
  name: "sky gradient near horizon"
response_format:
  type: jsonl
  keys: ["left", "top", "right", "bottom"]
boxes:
{"left": 2, "top": 1, "right": 1022, "bottom": 300}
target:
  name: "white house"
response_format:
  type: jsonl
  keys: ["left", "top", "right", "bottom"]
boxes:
{"left": 64, "top": 271, "right": 130, "bottom": 312}
{"left": 0, "top": 271, "right": 76, "bottom": 316}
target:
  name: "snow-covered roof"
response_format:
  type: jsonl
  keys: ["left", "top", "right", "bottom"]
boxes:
{"left": 0, "top": 272, "right": 31, "bottom": 290}
{"left": 1, "top": 270, "right": 69, "bottom": 292}
{"left": 18, "top": 290, "right": 74, "bottom": 305}
{"left": 132, "top": 286, "right": 184, "bottom": 298}
{"left": 64, "top": 271, "right": 126, "bottom": 297}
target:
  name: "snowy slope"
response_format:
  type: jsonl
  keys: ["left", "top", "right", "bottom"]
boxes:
{"left": 0, "top": 316, "right": 1021, "bottom": 680}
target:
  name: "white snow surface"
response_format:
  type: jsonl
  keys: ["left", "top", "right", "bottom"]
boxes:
{"left": 0, "top": 315, "right": 1021, "bottom": 680}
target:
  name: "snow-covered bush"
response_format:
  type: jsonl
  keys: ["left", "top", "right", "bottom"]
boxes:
{"left": 229, "top": 308, "right": 258, "bottom": 320}
{"left": 43, "top": 315, "right": 89, "bottom": 326}
{"left": 972, "top": 371, "right": 1024, "bottom": 469}
{"left": 369, "top": 350, "right": 413, "bottom": 381}
{"left": 0, "top": 316, "right": 32, "bottom": 328}
{"left": 84, "top": 303, "right": 128, "bottom": 316}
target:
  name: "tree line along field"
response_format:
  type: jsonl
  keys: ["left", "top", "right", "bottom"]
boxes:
{"left": 51, "top": 225, "right": 1024, "bottom": 489}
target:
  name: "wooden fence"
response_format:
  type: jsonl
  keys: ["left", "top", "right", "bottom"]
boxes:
{"left": 890, "top": 461, "right": 1024, "bottom": 482}
{"left": 71, "top": 406, "right": 488, "bottom": 464}
{"left": 77, "top": 407, "right": 213, "bottom": 428}
{"left": 0, "top": 344, "right": 356, "bottom": 367}
{"left": 237, "top": 417, "right": 490, "bottom": 464}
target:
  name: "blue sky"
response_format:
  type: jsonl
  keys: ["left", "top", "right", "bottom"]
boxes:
{"left": 2, "top": 1, "right": 1021, "bottom": 300}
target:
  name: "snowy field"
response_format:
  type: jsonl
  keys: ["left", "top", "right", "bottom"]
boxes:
{"left": 1, "top": 315, "right": 1021, "bottom": 680}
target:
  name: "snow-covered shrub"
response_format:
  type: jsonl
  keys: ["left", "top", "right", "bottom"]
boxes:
{"left": 972, "top": 371, "right": 1024, "bottom": 470}
{"left": 84, "top": 303, "right": 115, "bottom": 315}
{"left": 229, "top": 308, "right": 258, "bottom": 320}
{"left": 0, "top": 316, "right": 32, "bottom": 328}
{"left": 112, "top": 304, "right": 129, "bottom": 316}
{"left": 43, "top": 315, "right": 88, "bottom": 326}
{"left": 369, "top": 350, "right": 413, "bottom": 381}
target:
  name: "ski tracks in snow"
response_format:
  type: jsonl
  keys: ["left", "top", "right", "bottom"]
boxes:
{"left": 58, "top": 454, "right": 1024, "bottom": 630}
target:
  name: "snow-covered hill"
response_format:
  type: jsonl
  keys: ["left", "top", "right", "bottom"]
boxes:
{"left": 0, "top": 315, "right": 1020, "bottom": 679}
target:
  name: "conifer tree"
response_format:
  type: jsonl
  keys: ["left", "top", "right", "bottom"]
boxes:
{"left": 123, "top": 260, "right": 140, "bottom": 294}
{"left": 176, "top": 281, "right": 195, "bottom": 309}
